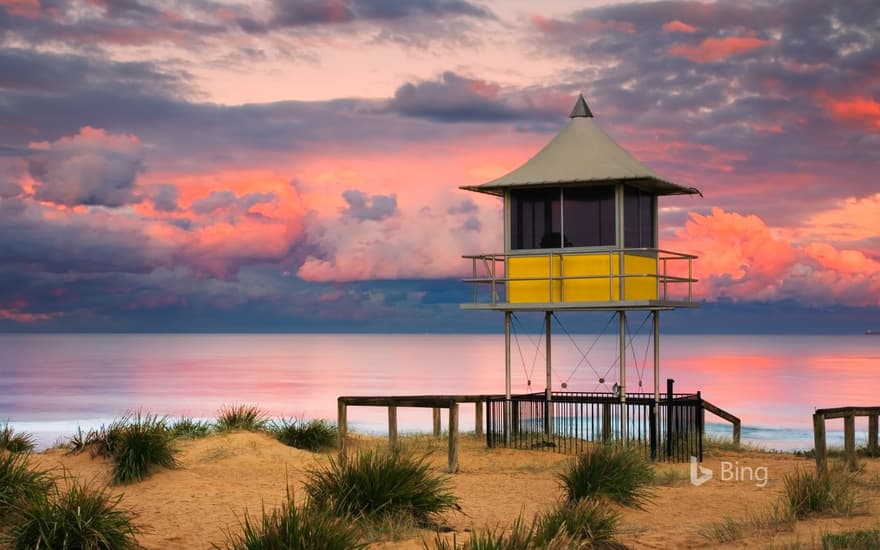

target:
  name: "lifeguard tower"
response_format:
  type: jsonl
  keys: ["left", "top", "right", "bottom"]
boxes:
{"left": 461, "top": 95, "right": 703, "bottom": 460}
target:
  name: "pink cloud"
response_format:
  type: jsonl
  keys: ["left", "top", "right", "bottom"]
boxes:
{"left": 667, "top": 208, "right": 880, "bottom": 306}
{"left": 819, "top": 94, "right": 880, "bottom": 130}
{"left": 663, "top": 20, "right": 697, "bottom": 34}
{"left": 668, "top": 37, "right": 771, "bottom": 63}
{"left": 0, "top": 0, "right": 39, "bottom": 17}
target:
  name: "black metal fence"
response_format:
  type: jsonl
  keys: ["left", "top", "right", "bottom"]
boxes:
{"left": 486, "top": 391, "right": 703, "bottom": 462}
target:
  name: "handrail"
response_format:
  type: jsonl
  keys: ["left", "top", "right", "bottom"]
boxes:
{"left": 702, "top": 400, "right": 741, "bottom": 444}
{"left": 813, "top": 406, "right": 880, "bottom": 473}
{"left": 461, "top": 248, "right": 698, "bottom": 306}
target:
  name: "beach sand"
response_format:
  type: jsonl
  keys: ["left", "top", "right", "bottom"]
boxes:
{"left": 18, "top": 432, "right": 880, "bottom": 549}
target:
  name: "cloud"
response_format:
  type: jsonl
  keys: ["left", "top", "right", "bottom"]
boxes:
{"left": 389, "top": 71, "right": 568, "bottom": 123}
{"left": 28, "top": 126, "right": 144, "bottom": 207}
{"left": 341, "top": 190, "right": 398, "bottom": 221}
{"left": 663, "top": 20, "right": 697, "bottom": 33}
{"left": 668, "top": 208, "right": 880, "bottom": 307}
{"left": 268, "top": 0, "right": 492, "bottom": 27}
{"left": 150, "top": 183, "right": 179, "bottom": 212}
{"left": 0, "top": 180, "right": 22, "bottom": 198}
{"left": 668, "top": 36, "right": 771, "bottom": 63}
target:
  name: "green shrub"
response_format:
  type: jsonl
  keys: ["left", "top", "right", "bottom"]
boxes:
{"left": 219, "top": 492, "right": 366, "bottom": 550}
{"left": 822, "top": 527, "right": 880, "bottom": 549}
{"left": 783, "top": 465, "right": 865, "bottom": 519}
{"left": 304, "top": 450, "right": 460, "bottom": 526}
{"left": 271, "top": 419, "right": 337, "bottom": 452}
{"left": 217, "top": 404, "right": 270, "bottom": 432}
{"left": 0, "top": 423, "right": 35, "bottom": 453}
{"left": 558, "top": 444, "right": 654, "bottom": 508}
{"left": 171, "top": 417, "right": 214, "bottom": 439}
{"left": 427, "top": 516, "right": 542, "bottom": 550}
{"left": 534, "top": 499, "right": 623, "bottom": 548}
{"left": 0, "top": 450, "right": 52, "bottom": 523}
{"left": 4, "top": 478, "right": 140, "bottom": 549}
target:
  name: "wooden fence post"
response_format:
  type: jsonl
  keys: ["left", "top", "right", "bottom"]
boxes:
{"left": 869, "top": 414, "right": 878, "bottom": 454}
{"left": 475, "top": 401, "right": 484, "bottom": 437}
{"left": 813, "top": 412, "right": 826, "bottom": 475}
{"left": 388, "top": 405, "right": 398, "bottom": 451}
{"left": 844, "top": 414, "right": 857, "bottom": 472}
{"left": 448, "top": 402, "right": 460, "bottom": 473}
{"left": 433, "top": 407, "right": 442, "bottom": 437}
{"left": 732, "top": 419, "right": 741, "bottom": 445}
{"left": 338, "top": 399, "right": 347, "bottom": 464}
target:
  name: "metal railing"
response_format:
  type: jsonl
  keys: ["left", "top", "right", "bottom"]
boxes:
{"left": 462, "top": 248, "right": 697, "bottom": 306}
{"left": 486, "top": 391, "right": 704, "bottom": 462}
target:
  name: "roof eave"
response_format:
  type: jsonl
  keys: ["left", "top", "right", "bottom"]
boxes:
{"left": 461, "top": 177, "right": 701, "bottom": 197}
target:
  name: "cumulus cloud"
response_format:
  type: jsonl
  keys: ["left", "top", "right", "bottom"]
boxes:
{"left": 341, "top": 190, "right": 397, "bottom": 221}
{"left": 28, "top": 127, "right": 144, "bottom": 207}
{"left": 668, "top": 208, "right": 880, "bottom": 307}
{"left": 298, "top": 194, "right": 500, "bottom": 282}
{"left": 150, "top": 183, "right": 180, "bottom": 212}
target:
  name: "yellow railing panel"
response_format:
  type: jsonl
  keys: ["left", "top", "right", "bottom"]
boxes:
{"left": 623, "top": 254, "right": 658, "bottom": 300}
{"left": 561, "top": 254, "right": 619, "bottom": 301}
{"left": 508, "top": 256, "right": 561, "bottom": 303}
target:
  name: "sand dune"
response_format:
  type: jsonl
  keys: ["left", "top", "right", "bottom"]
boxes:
{"left": 22, "top": 432, "right": 880, "bottom": 549}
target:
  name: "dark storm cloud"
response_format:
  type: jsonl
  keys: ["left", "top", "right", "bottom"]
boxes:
{"left": 525, "top": 0, "right": 879, "bottom": 221}
{"left": 341, "top": 190, "right": 398, "bottom": 221}
{"left": 268, "top": 0, "right": 492, "bottom": 27}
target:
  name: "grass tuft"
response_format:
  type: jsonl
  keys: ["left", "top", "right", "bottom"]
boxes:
{"left": 822, "top": 527, "right": 880, "bottom": 549}
{"left": 271, "top": 419, "right": 337, "bottom": 452}
{"left": 4, "top": 477, "right": 140, "bottom": 549}
{"left": 304, "top": 449, "right": 460, "bottom": 527}
{"left": 219, "top": 489, "right": 366, "bottom": 550}
{"left": 783, "top": 465, "right": 866, "bottom": 519}
{"left": 170, "top": 417, "right": 214, "bottom": 440}
{"left": 558, "top": 444, "right": 654, "bottom": 508}
{"left": 217, "top": 404, "right": 270, "bottom": 432}
{"left": 698, "top": 502, "right": 795, "bottom": 544}
{"left": 0, "top": 450, "right": 52, "bottom": 524}
{"left": 0, "top": 423, "right": 36, "bottom": 454}
{"left": 534, "top": 498, "right": 623, "bottom": 548}
{"left": 67, "top": 412, "right": 178, "bottom": 484}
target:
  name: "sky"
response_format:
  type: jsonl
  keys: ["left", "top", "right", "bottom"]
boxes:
{"left": 0, "top": 0, "right": 878, "bottom": 333}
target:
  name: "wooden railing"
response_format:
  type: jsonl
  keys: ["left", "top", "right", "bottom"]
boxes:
{"left": 702, "top": 399, "right": 742, "bottom": 444}
{"left": 813, "top": 406, "right": 880, "bottom": 472}
{"left": 337, "top": 395, "right": 498, "bottom": 473}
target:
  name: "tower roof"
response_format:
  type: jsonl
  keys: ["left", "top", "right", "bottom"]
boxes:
{"left": 461, "top": 94, "right": 700, "bottom": 197}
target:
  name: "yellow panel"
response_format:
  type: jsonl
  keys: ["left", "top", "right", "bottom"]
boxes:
{"left": 508, "top": 256, "right": 561, "bottom": 303}
{"left": 623, "top": 254, "right": 658, "bottom": 300}
{"left": 562, "top": 253, "right": 619, "bottom": 301}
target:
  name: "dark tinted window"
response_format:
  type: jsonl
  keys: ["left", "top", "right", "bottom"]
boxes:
{"left": 563, "top": 186, "right": 616, "bottom": 247}
{"left": 510, "top": 188, "right": 561, "bottom": 249}
{"left": 624, "top": 187, "right": 655, "bottom": 248}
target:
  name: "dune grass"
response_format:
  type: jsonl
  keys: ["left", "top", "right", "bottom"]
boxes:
{"left": 428, "top": 499, "right": 625, "bottom": 550}
{"left": 0, "top": 423, "right": 36, "bottom": 454}
{"left": 271, "top": 419, "right": 337, "bottom": 452}
{"left": 558, "top": 444, "right": 654, "bottom": 508}
{"left": 783, "top": 464, "right": 867, "bottom": 519}
{"left": 822, "top": 527, "right": 880, "bottom": 550}
{"left": 3, "top": 477, "right": 140, "bottom": 549}
{"left": 698, "top": 502, "right": 795, "bottom": 543}
{"left": 219, "top": 489, "right": 366, "bottom": 550}
{"left": 0, "top": 450, "right": 52, "bottom": 524}
{"left": 304, "top": 449, "right": 460, "bottom": 528}
{"left": 217, "top": 404, "right": 270, "bottom": 432}
{"left": 67, "top": 412, "right": 178, "bottom": 484}
{"left": 170, "top": 417, "right": 214, "bottom": 440}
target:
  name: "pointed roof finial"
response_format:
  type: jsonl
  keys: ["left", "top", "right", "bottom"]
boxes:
{"left": 569, "top": 93, "right": 593, "bottom": 118}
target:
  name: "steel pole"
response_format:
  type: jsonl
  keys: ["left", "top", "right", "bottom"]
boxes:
{"left": 619, "top": 310, "right": 627, "bottom": 443}
{"left": 545, "top": 311, "right": 552, "bottom": 435}
{"left": 653, "top": 310, "right": 660, "bottom": 459}
{"left": 504, "top": 310, "right": 512, "bottom": 445}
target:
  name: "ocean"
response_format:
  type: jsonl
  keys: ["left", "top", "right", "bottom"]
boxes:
{"left": 1, "top": 333, "right": 877, "bottom": 451}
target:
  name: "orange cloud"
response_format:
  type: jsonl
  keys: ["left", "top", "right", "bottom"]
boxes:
{"left": 0, "top": 308, "right": 57, "bottom": 323}
{"left": 819, "top": 95, "right": 880, "bottom": 129}
{"left": 668, "top": 37, "right": 771, "bottom": 63}
{"left": 663, "top": 20, "right": 697, "bottom": 34}
{"left": 667, "top": 208, "right": 880, "bottom": 306}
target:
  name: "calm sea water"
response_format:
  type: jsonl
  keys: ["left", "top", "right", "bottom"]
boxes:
{"left": 1, "top": 333, "right": 877, "bottom": 451}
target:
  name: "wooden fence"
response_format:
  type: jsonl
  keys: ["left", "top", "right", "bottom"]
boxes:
{"left": 813, "top": 406, "right": 880, "bottom": 473}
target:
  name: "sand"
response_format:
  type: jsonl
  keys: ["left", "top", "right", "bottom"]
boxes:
{"left": 17, "top": 432, "right": 880, "bottom": 549}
